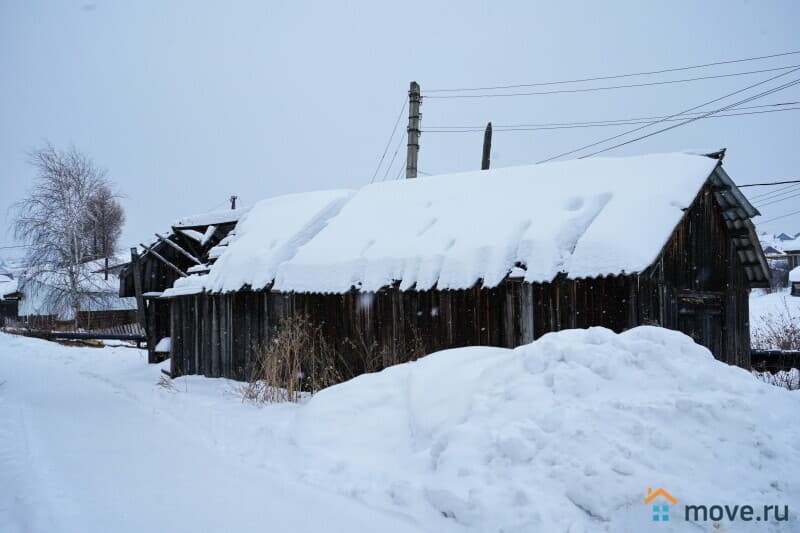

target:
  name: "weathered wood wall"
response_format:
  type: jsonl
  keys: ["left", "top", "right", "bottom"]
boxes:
{"left": 170, "top": 282, "right": 537, "bottom": 379}
{"left": 649, "top": 184, "right": 751, "bottom": 367}
{"left": 169, "top": 183, "right": 754, "bottom": 379}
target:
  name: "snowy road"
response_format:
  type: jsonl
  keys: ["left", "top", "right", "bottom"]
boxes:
{"left": 0, "top": 334, "right": 421, "bottom": 533}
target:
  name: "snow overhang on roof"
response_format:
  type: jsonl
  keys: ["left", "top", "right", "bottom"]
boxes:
{"left": 162, "top": 189, "right": 354, "bottom": 297}
{"left": 172, "top": 207, "right": 249, "bottom": 229}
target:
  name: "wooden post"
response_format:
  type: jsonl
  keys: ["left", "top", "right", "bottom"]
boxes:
{"left": 130, "top": 247, "right": 147, "bottom": 331}
{"left": 481, "top": 122, "right": 492, "bottom": 170}
{"left": 406, "top": 81, "right": 421, "bottom": 179}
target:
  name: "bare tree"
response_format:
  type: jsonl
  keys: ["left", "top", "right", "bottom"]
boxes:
{"left": 13, "top": 143, "right": 121, "bottom": 327}
{"left": 84, "top": 184, "right": 125, "bottom": 263}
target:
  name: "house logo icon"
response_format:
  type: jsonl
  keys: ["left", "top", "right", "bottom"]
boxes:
{"left": 645, "top": 488, "right": 677, "bottom": 522}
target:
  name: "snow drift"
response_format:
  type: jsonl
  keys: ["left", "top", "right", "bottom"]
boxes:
{"left": 289, "top": 326, "right": 800, "bottom": 531}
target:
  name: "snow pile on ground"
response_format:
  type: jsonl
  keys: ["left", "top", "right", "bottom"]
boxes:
{"left": 790, "top": 266, "right": 800, "bottom": 282}
{"left": 289, "top": 326, "right": 800, "bottom": 531}
{"left": 276, "top": 153, "right": 719, "bottom": 293}
{"left": 2, "top": 326, "right": 799, "bottom": 532}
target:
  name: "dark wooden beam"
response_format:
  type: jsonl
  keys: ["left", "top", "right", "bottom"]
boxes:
{"left": 155, "top": 233, "right": 203, "bottom": 265}
{"left": 139, "top": 242, "right": 188, "bottom": 278}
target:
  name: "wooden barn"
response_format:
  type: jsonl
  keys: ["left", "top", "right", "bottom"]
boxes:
{"left": 154, "top": 151, "right": 768, "bottom": 380}
{"left": 119, "top": 206, "right": 246, "bottom": 362}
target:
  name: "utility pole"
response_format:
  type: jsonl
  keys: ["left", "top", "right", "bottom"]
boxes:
{"left": 406, "top": 81, "right": 421, "bottom": 179}
{"left": 230, "top": 195, "right": 238, "bottom": 210}
{"left": 481, "top": 122, "right": 492, "bottom": 170}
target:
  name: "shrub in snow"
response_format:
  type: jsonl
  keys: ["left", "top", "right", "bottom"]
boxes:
{"left": 751, "top": 297, "right": 800, "bottom": 351}
{"left": 287, "top": 326, "right": 800, "bottom": 531}
{"left": 753, "top": 368, "right": 800, "bottom": 391}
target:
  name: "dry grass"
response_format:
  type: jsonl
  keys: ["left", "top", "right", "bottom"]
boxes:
{"left": 242, "top": 316, "right": 433, "bottom": 404}
{"left": 242, "top": 316, "right": 341, "bottom": 404}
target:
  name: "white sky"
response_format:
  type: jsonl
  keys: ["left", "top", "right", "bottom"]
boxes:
{"left": 1, "top": 1, "right": 799, "bottom": 261}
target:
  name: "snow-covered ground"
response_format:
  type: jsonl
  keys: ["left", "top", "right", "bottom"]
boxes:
{"left": 2, "top": 327, "right": 799, "bottom": 532}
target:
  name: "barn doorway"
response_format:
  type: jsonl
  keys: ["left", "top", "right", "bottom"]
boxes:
{"left": 676, "top": 292, "right": 724, "bottom": 357}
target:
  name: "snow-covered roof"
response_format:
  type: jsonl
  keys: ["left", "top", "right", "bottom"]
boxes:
{"left": 276, "top": 153, "right": 721, "bottom": 292}
{"left": 164, "top": 189, "right": 353, "bottom": 296}
{"left": 172, "top": 207, "right": 249, "bottom": 229}
{"left": 757, "top": 231, "right": 800, "bottom": 256}
{"left": 162, "top": 152, "right": 769, "bottom": 296}
{"left": 0, "top": 276, "right": 18, "bottom": 298}
{"left": 790, "top": 266, "right": 800, "bottom": 282}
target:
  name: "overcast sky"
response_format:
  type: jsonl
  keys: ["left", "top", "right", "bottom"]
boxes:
{"left": 1, "top": 1, "right": 799, "bottom": 262}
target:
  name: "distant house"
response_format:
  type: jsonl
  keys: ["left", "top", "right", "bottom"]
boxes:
{"left": 118, "top": 206, "right": 247, "bottom": 362}
{"left": 0, "top": 274, "right": 20, "bottom": 326}
{"left": 790, "top": 267, "right": 800, "bottom": 297}
{"left": 16, "top": 258, "right": 137, "bottom": 329}
{"left": 145, "top": 150, "right": 767, "bottom": 380}
{"left": 758, "top": 232, "right": 800, "bottom": 290}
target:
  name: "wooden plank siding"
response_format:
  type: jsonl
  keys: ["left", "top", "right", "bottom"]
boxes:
{"left": 169, "top": 182, "right": 754, "bottom": 379}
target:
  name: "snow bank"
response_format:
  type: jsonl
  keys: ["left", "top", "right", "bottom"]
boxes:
{"left": 275, "top": 153, "right": 719, "bottom": 293}
{"left": 790, "top": 266, "right": 800, "bottom": 282}
{"left": 288, "top": 326, "right": 800, "bottom": 531}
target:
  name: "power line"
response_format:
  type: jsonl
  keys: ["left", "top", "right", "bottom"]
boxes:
{"left": 370, "top": 97, "right": 407, "bottom": 184}
{"left": 760, "top": 208, "right": 800, "bottom": 225}
{"left": 757, "top": 190, "right": 800, "bottom": 208}
{"left": 424, "top": 64, "right": 800, "bottom": 99}
{"left": 425, "top": 101, "right": 799, "bottom": 130}
{"left": 739, "top": 179, "right": 800, "bottom": 188}
{"left": 537, "top": 67, "right": 800, "bottom": 163}
{"left": 747, "top": 183, "right": 800, "bottom": 202}
{"left": 426, "top": 50, "right": 800, "bottom": 93}
{"left": 395, "top": 155, "right": 407, "bottom": 180}
{"left": 0, "top": 244, "right": 30, "bottom": 250}
{"left": 423, "top": 105, "right": 800, "bottom": 133}
{"left": 382, "top": 131, "right": 407, "bottom": 182}
{"left": 573, "top": 76, "right": 800, "bottom": 159}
